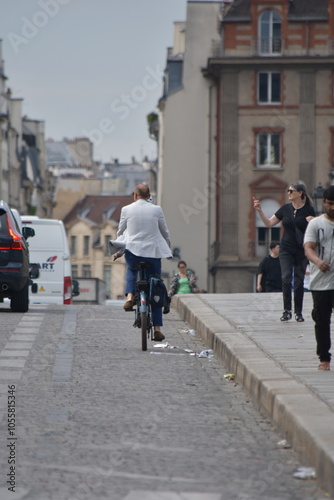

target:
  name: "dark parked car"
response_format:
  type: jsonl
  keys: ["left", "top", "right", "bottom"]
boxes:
{"left": 0, "top": 201, "right": 35, "bottom": 312}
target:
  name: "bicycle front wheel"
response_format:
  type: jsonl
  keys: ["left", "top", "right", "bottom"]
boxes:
{"left": 141, "top": 311, "right": 148, "bottom": 351}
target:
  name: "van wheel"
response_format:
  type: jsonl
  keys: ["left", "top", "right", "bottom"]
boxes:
{"left": 11, "top": 282, "right": 29, "bottom": 313}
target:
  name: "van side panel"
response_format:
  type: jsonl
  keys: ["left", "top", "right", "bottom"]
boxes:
{"left": 21, "top": 218, "right": 72, "bottom": 305}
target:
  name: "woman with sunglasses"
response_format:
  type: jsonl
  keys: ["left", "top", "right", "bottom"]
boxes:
{"left": 169, "top": 260, "right": 199, "bottom": 297}
{"left": 253, "top": 181, "right": 315, "bottom": 322}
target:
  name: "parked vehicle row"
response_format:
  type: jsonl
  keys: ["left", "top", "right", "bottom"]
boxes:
{"left": 0, "top": 201, "right": 79, "bottom": 313}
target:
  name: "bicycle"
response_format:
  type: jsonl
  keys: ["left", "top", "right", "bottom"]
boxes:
{"left": 133, "top": 261, "right": 153, "bottom": 351}
{"left": 113, "top": 254, "right": 167, "bottom": 351}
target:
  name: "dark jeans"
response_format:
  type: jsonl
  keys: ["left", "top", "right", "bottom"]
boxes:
{"left": 124, "top": 250, "right": 163, "bottom": 327}
{"left": 279, "top": 247, "right": 308, "bottom": 314}
{"left": 311, "top": 290, "right": 334, "bottom": 363}
{"left": 265, "top": 285, "right": 282, "bottom": 293}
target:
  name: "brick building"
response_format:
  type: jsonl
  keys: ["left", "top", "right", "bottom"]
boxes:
{"left": 159, "top": 0, "right": 334, "bottom": 293}
{"left": 205, "top": 0, "right": 334, "bottom": 291}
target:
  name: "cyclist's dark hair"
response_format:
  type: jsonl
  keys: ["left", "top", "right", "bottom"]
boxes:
{"left": 290, "top": 180, "right": 313, "bottom": 206}
{"left": 323, "top": 185, "right": 334, "bottom": 201}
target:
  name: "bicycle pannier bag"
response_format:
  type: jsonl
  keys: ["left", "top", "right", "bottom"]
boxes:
{"left": 149, "top": 276, "right": 166, "bottom": 308}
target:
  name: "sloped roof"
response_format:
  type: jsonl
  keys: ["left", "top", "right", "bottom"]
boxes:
{"left": 46, "top": 141, "right": 79, "bottom": 167}
{"left": 106, "top": 162, "right": 148, "bottom": 174}
{"left": 26, "top": 147, "right": 42, "bottom": 188}
{"left": 21, "top": 127, "right": 42, "bottom": 188}
{"left": 168, "top": 52, "right": 184, "bottom": 62}
{"left": 223, "top": 0, "right": 250, "bottom": 20}
{"left": 63, "top": 194, "right": 133, "bottom": 227}
{"left": 103, "top": 162, "right": 150, "bottom": 194}
{"left": 288, "top": 0, "right": 328, "bottom": 20}
{"left": 224, "top": 0, "right": 328, "bottom": 22}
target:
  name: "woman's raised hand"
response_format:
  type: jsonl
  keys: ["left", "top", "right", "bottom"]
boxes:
{"left": 253, "top": 197, "right": 261, "bottom": 211}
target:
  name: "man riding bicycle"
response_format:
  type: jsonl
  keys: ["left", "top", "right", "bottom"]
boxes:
{"left": 117, "top": 184, "right": 172, "bottom": 341}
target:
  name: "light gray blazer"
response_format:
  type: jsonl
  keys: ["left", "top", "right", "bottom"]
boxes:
{"left": 117, "top": 199, "right": 172, "bottom": 259}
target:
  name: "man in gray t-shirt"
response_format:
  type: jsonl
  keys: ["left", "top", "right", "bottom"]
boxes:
{"left": 304, "top": 185, "right": 334, "bottom": 371}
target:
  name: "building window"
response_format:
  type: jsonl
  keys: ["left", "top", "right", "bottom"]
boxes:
{"left": 258, "top": 72, "right": 280, "bottom": 103}
{"left": 72, "top": 264, "right": 78, "bottom": 278}
{"left": 259, "top": 10, "right": 282, "bottom": 55}
{"left": 82, "top": 264, "right": 91, "bottom": 278}
{"left": 255, "top": 198, "right": 281, "bottom": 257}
{"left": 256, "top": 132, "right": 281, "bottom": 168}
{"left": 105, "top": 235, "right": 111, "bottom": 256}
{"left": 104, "top": 265, "right": 112, "bottom": 299}
{"left": 258, "top": 227, "right": 281, "bottom": 247}
{"left": 83, "top": 235, "right": 90, "bottom": 256}
{"left": 70, "top": 235, "right": 77, "bottom": 255}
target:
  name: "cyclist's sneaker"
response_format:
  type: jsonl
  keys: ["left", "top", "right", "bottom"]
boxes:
{"left": 123, "top": 300, "right": 135, "bottom": 311}
{"left": 153, "top": 331, "right": 165, "bottom": 342}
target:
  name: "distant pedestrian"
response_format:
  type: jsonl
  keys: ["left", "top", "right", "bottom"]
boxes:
{"left": 254, "top": 181, "right": 315, "bottom": 322}
{"left": 257, "top": 241, "right": 282, "bottom": 293}
{"left": 169, "top": 260, "right": 199, "bottom": 297}
{"left": 304, "top": 185, "right": 334, "bottom": 371}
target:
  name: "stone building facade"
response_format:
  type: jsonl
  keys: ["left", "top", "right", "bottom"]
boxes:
{"left": 206, "top": 0, "right": 334, "bottom": 291}
{"left": 159, "top": 0, "right": 334, "bottom": 293}
{"left": 0, "top": 40, "right": 52, "bottom": 216}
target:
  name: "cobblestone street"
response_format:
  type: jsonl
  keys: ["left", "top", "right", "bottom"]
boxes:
{"left": 0, "top": 302, "right": 330, "bottom": 499}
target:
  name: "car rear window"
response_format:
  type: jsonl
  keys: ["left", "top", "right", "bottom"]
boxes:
{"left": 0, "top": 213, "right": 9, "bottom": 235}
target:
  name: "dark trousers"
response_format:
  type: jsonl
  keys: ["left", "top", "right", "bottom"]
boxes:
{"left": 279, "top": 247, "right": 308, "bottom": 314}
{"left": 311, "top": 290, "right": 334, "bottom": 363}
{"left": 124, "top": 250, "right": 162, "bottom": 327}
{"left": 265, "top": 285, "right": 282, "bottom": 293}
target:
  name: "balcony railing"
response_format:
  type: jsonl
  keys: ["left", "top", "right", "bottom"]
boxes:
{"left": 211, "top": 37, "right": 334, "bottom": 58}
{"left": 257, "top": 37, "right": 282, "bottom": 55}
{"left": 254, "top": 37, "right": 334, "bottom": 56}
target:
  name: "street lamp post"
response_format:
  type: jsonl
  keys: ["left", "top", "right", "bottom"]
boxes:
{"left": 311, "top": 183, "right": 325, "bottom": 216}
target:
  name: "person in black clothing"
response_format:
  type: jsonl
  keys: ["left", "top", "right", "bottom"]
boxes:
{"left": 253, "top": 181, "right": 315, "bottom": 322}
{"left": 257, "top": 241, "right": 282, "bottom": 293}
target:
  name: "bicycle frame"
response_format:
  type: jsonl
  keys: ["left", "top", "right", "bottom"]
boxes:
{"left": 133, "top": 262, "right": 153, "bottom": 351}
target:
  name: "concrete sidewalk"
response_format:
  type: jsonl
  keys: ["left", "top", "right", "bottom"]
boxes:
{"left": 173, "top": 292, "right": 334, "bottom": 497}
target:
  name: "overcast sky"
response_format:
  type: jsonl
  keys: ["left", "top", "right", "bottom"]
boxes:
{"left": 0, "top": 0, "right": 187, "bottom": 163}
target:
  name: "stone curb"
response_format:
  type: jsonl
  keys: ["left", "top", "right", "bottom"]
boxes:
{"left": 173, "top": 294, "right": 334, "bottom": 497}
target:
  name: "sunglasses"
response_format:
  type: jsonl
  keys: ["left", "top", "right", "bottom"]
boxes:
{"left": 287, "top": 189, "right": 297, "bottom": 194}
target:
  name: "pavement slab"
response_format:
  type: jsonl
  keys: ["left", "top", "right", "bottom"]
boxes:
{"left": 173, "top": 292, "right": 334, "bottom": 497}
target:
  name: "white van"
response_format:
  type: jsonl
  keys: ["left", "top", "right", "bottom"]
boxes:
{"left": 21, "top": 216, "right": 75, "bottom": 305}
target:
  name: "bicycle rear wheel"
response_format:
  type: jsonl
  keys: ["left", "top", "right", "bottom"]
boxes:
{"left": 141, "top": 311, "right": 148, "bottom": 351}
